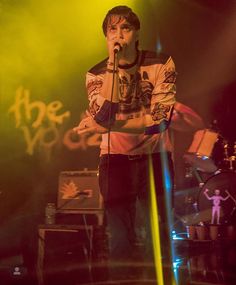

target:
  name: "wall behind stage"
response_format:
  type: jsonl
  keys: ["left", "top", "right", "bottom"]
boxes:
{"left": 0, "top": 0, "right": 109, "bottom": 249}
{"left": 0, "top": 0, "right": 236, "bottom": 251}
{"left": 0, "top": 0, "right": 155, "bottom": 229}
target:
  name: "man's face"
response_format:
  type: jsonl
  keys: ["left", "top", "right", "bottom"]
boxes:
{"left": 106, "top": 15, "right": 139, "bottom": 51}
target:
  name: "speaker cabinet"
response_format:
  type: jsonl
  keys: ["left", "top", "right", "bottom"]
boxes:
{"left": 37, "top": 225, "right": 93, "bottom": 285}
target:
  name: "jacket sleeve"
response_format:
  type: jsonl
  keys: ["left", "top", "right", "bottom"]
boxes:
{"left": 86, "top": 72, "right": 118, "bottom": 127}
{"left": 145, "top": 56, "right": 177, "bottom": 134}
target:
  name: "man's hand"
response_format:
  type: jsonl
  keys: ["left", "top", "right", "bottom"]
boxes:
{"left": 73, "top": 112, "right": 108, "bottom": 135}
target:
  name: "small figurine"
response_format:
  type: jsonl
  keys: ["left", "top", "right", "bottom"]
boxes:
{"left": 203, "top": 188, "right": 230, "bottom": 224}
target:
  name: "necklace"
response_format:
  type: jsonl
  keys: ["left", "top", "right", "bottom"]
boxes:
{"left": 118, "top": 51, "right": 140, "bottom": 70}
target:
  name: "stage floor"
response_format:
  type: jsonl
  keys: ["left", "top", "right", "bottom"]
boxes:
{"left": 1, "top": 238, "right": 236, "bottom": 285}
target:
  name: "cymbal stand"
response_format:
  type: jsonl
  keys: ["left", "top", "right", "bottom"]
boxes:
{"left": 223, "top": 140, "right": 229, "bottom": 164}
{"left": 222, "top": 140, "right": 234, "bottom": 171}
{"left": 227, "top": 190, "right": 236, "bottom": 217}
{"left": 191, "top": 167, "right": 204, "bottom": 187}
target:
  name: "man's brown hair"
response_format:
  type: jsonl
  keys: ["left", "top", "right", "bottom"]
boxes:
{"left": 102, "top": 5, "right": 140, "bottom": 36}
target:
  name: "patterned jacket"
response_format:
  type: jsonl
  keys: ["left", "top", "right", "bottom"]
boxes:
{"left": 86, "top": 50, "right": 177, "bottom": 155}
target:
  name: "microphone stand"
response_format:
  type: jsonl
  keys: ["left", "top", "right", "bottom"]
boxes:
{"left": 106, "top": 51, "right": 119, "bottom": 201}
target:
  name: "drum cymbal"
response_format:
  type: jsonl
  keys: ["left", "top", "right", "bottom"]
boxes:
{"left": 183, "top": 153, "right": 218, "bottom": 173}
{"left": 170, "top": 101, "right": 205, "bottom": 132}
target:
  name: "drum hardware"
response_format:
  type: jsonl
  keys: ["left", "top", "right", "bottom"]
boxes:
{"left": 227, "top": 156, "right": 235, "bottom": 172}
{"left": 184, "top": 163, "right": 208, "bottom": 188}
{"left": 223, "top": 140, "right": 229, "bottom": 153}
{"left": 184, "top": 166, "right": 194, "bottom": 178}
{"left": 221, "top": 140, "right": 236, "bottom": 171}
{"left": 227, "top": 191, "right": 236, "bottom": 217}
{"left": 227, "top": 190, "right": 236, "bottom": 204}
{"left": 192, "top": 168, "right": 204, "bottom": 186}
{"left": 174, "top": 186, "right": 200, "bottom": 197}
{"left": 176, "top": 201, "right": 200, "bottom": 228}
{"left": 230, "top": 206, "right": 236, "bottom": 218}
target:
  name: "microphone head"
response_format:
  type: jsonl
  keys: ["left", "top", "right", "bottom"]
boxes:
{"left": 114, "top": 43, "right": 122, "bottom": 53}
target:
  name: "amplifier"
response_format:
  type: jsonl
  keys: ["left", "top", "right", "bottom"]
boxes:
{"left": 57, "top": 170, "right": 103, "bottom": 213}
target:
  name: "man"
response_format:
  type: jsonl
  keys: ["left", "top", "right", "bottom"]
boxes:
{"left": 74, "top": 5, "right": 176, "bottom": 282}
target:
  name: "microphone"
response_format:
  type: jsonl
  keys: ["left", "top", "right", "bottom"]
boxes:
{"left": 113, "top": 42, "right": 122, "bottom": 53}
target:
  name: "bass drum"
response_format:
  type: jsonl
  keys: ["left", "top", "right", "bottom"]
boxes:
{"left": 197, "top": 171, "right": 236, "bottom": 224}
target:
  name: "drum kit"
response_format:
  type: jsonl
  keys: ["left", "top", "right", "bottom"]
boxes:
{"left": 183, "top": 129, "right": 236, "bottom": 225}
{"left": 172, "top": 102, "right": 236, "bottom": 225}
